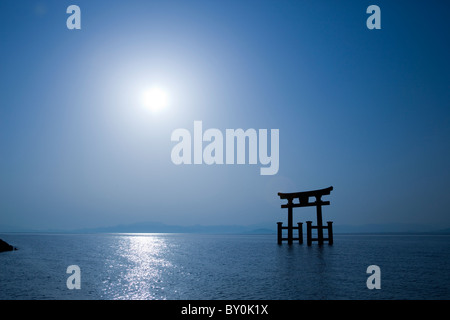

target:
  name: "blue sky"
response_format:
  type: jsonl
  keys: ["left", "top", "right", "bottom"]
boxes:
{"left": 1, "top": 0, "right": 449, "bottom": 231}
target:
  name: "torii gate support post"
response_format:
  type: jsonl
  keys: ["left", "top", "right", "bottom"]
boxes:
{"left": 306, "top": 221, "right": 312, "bottom": 246}
{"left": 277, "top": 222, "right": 282, "bottom": 245}
{"left": 327, "top": 221, "right": 333, "bottom": 245}
{"left": 297, "top": 223, "right": 303, "bottom": 244}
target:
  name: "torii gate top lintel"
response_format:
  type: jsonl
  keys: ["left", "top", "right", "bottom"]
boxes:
{"left": 278, "top": 186, "right": 333, "bottom": 208}
{"left": 278, "top": 186, "right": 333, "bottom": 199}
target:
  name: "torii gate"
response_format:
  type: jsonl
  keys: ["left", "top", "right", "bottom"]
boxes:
{"left": 277, "top": 186, "right": 333, "bottom": 245}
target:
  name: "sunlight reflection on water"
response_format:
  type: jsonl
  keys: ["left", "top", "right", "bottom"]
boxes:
{"left": 102, "top": 234, "right": 173, "bottom": 300}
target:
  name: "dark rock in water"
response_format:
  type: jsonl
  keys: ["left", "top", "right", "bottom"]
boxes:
{"left": 0, "top": 239, "right": 17, "bottom": 252}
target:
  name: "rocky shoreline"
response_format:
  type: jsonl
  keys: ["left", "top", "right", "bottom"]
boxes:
{"left": 0, "top": 239, "right": 17, "bottom": 252}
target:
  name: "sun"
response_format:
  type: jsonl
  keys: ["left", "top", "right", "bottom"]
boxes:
{"left": 141, "top": 87, "right": 169, "bottom": 113}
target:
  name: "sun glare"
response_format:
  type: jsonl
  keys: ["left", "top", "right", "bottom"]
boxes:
{"left": 141, "top": 87, "right": 169, "bottom": 113}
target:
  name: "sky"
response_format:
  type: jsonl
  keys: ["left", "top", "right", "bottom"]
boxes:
{"left": 1, "top": 0, "right": 449, "bottom": 231}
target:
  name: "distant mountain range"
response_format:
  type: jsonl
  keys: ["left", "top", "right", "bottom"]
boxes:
{"left": 74, "top": 221, "right": 276, "bottom": 235}
{"left": 1, "top": 221, "right": 450, "bottom": 235}
{"left": 333, "top": 224, "right": 450, "bottom": 234}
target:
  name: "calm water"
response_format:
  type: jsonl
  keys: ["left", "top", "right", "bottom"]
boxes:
{"left": 0, "top": 233, "right": 449, "bottom": 300}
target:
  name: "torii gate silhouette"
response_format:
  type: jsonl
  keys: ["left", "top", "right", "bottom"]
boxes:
{"left": 277, "top": 186, "right": 333, "bottom": 245}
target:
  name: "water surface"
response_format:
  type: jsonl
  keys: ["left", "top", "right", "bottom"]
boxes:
{"left": 0, "top": 233, "right": 449, "bottom": 300}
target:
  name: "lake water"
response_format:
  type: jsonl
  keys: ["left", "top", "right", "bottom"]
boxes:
{"left": 0, "top": 233, "right": 449, "bottom": 300}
